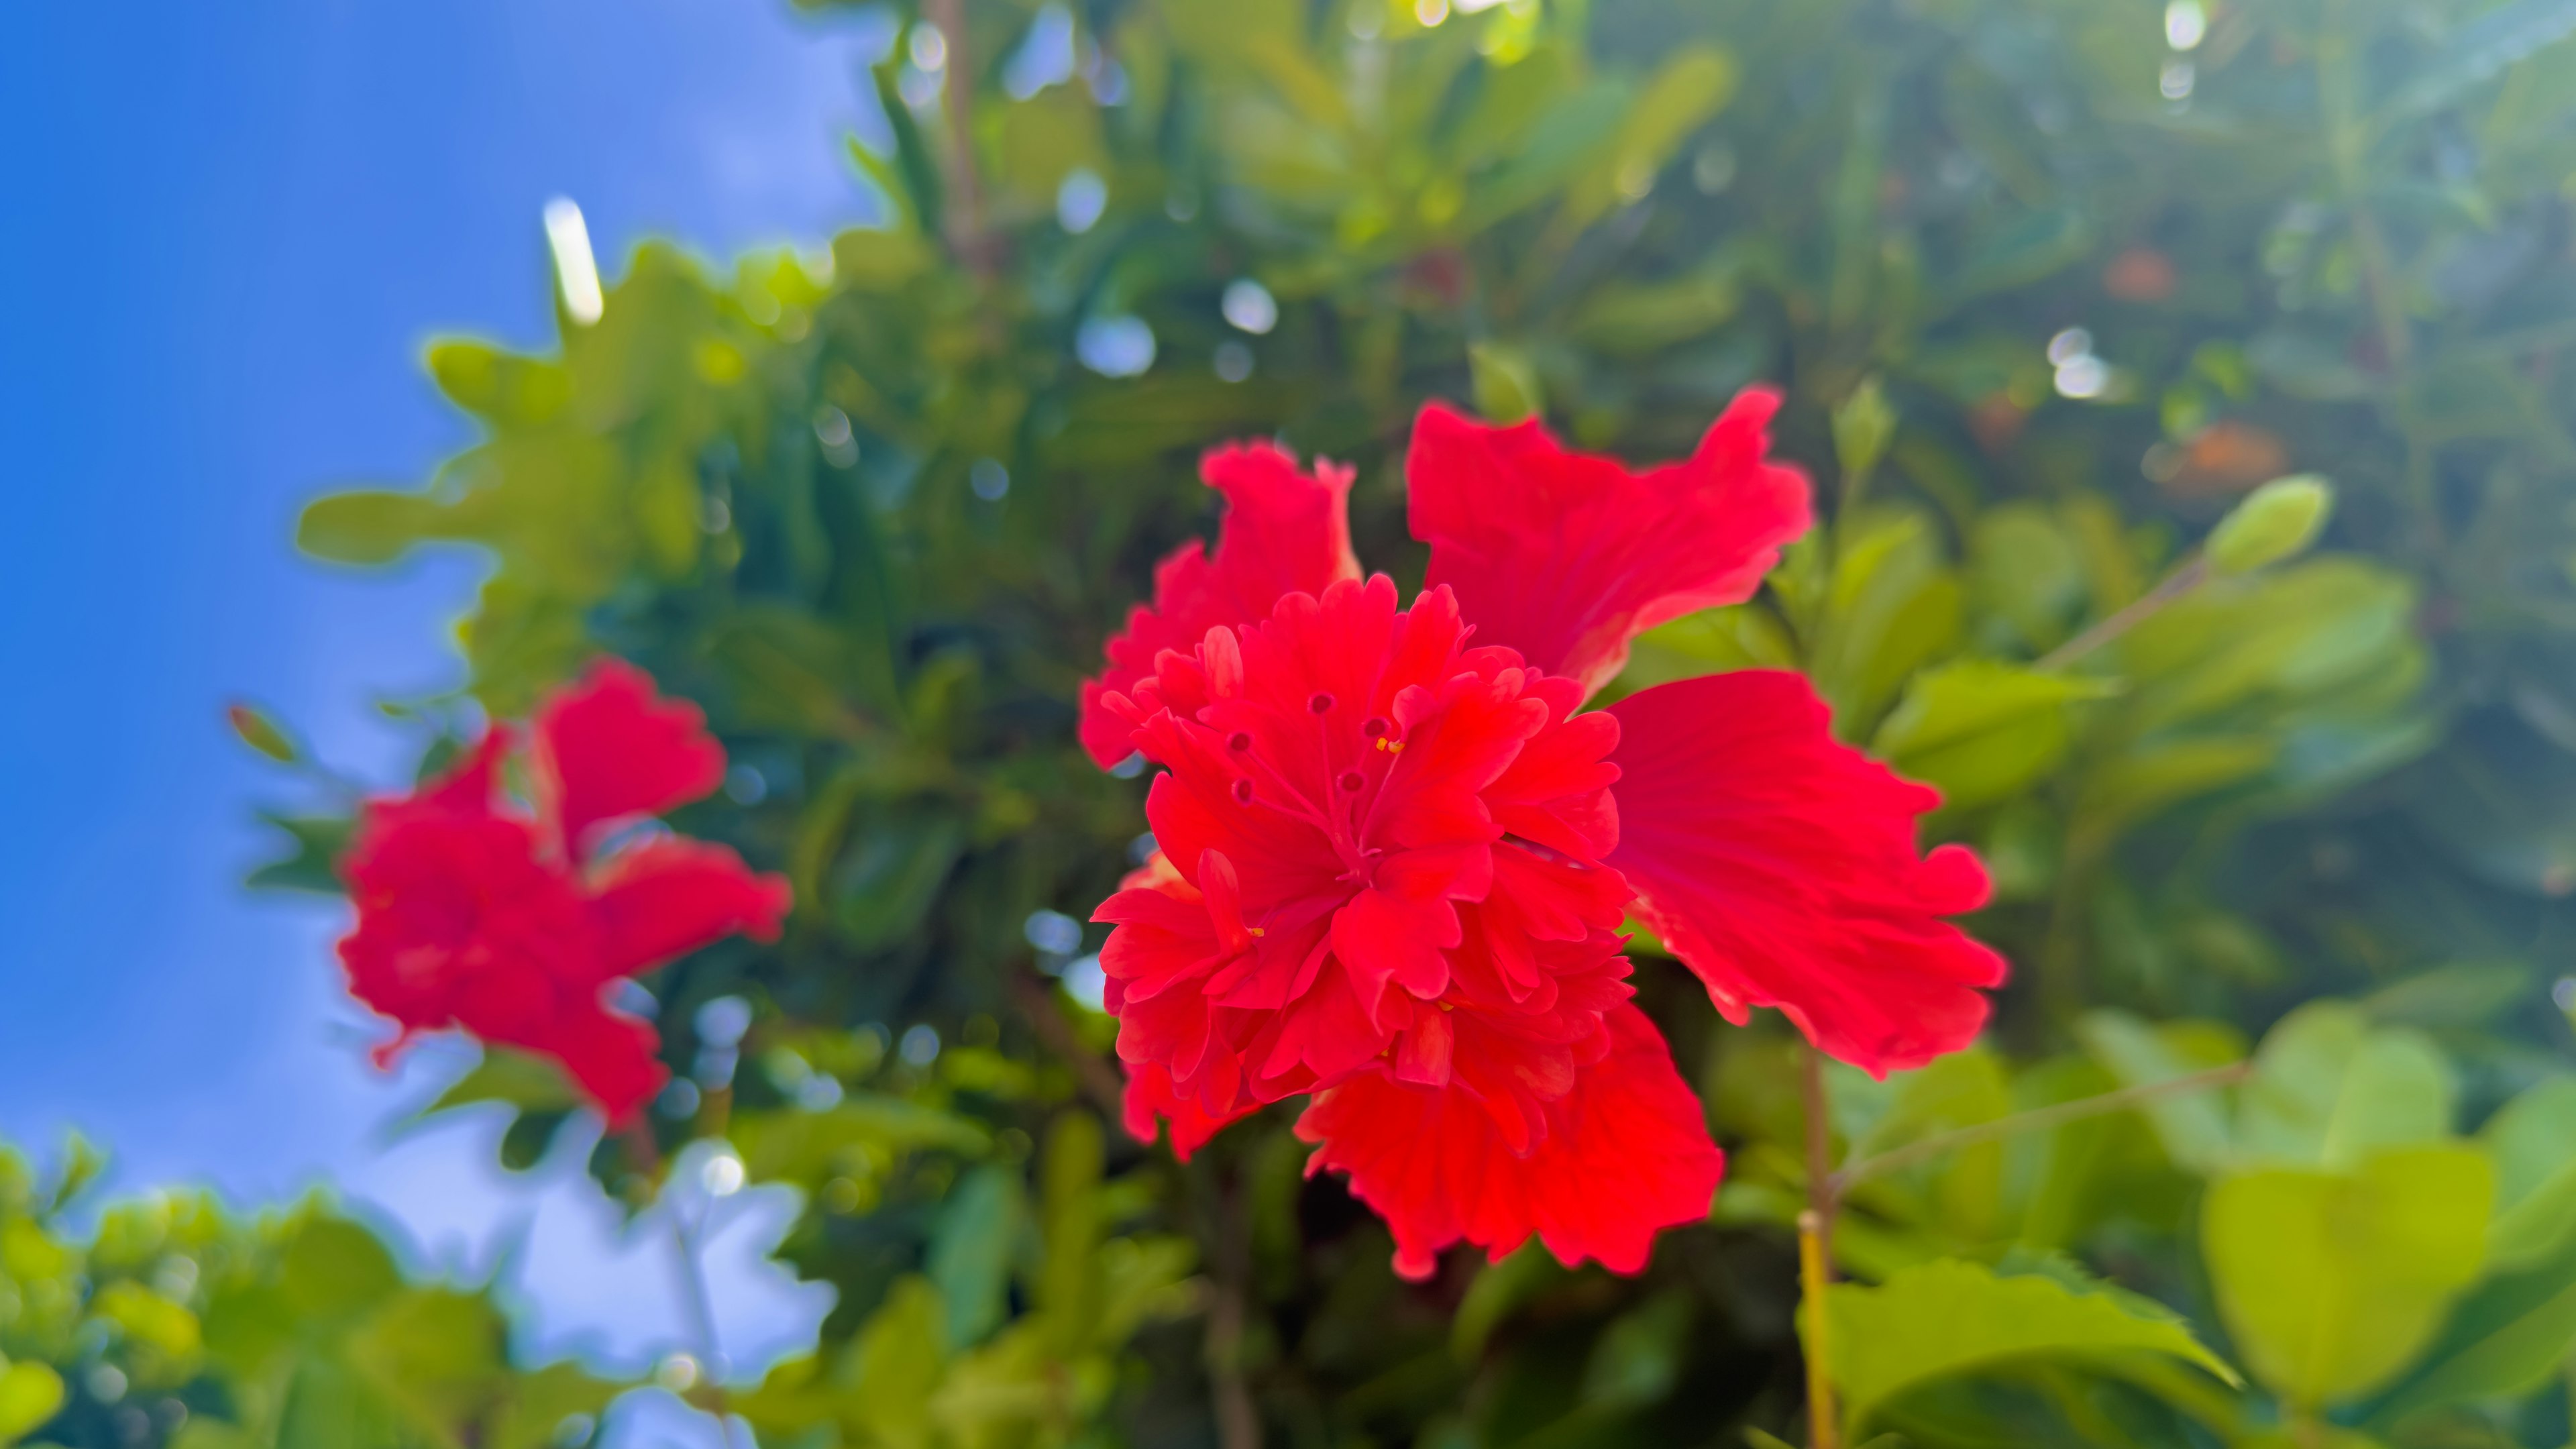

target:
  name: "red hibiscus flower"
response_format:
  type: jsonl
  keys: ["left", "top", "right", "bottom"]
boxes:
{"left": 1082, "top": 393, "right": 2006, "bottom": 1279}
{"left": 337, "top": 659, "right": 792, "bottom": 1124}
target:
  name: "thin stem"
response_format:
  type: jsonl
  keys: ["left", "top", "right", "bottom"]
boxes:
{"left": 1202, "top": 1166, "right": 1263, "bottom": 1449}
{"left": 624, "top": 1122, "right": 740, "bottom": 1449}
{"left": 669, "top": 1197, "right": 745, "bottom": 1449}
{"left": 1798, "top": 1044, "right": 1841, "bottom": 1449}
{"left": 1797, "top": 1212, "right": 1839, "bottom": 1449}
{"left": 2559, "top": 1346, "right": 2576, "bottom": 1449}
{"left": 1014, "top": 975, "right": 1126, "bottom": 1120}
{"left": 1829, "top": 1061, "right": 2252, "bottom": 1199}
{"left": 926, "top": 0, "right": 993, "bottom": 278}
{"left": 2035, "top": 554, "right": 2208, "bottom": 673}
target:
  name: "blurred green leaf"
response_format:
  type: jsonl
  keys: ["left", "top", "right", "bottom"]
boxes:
{"left": 2204, "top": 1146, "right": 2492, "bottom": 1410}
{"left": 1827, "top": 1258, "right": 2237, "bottom": 1438}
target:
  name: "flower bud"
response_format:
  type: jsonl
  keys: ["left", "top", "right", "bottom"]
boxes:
{"left": 225, "top": 701, "right": 301, "bottom": 763}
{"left": 2206, "top": 474, "right": 2332, "bottom": 576}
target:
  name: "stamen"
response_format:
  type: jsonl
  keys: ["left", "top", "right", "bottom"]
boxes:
{"left": 1362, "top": 716, "right": 1390, "bottom": 738}
{"left": 1307, "top": 692, "right": 1336, "bottom": 714}
{"left": 1231, "top": 778, "right": 1254, "bottom": 805}
{"left": 1338, "top": 770, "right": 1364, "bottom": 793}
{"left": 1248, "top": 926, "right": 1265, "bottom": 937}
{"left": 1226, "top": 731, "right": 1252, "bottom": 752}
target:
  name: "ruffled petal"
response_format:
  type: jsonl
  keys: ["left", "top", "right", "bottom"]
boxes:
{"left": 1296, "top": 1002, "right": 1723, "bottom": 1280}
{"left": 501, "top": 1003, "right": 668, "bottom": 1126}
{"left": 582, "top": 835, "right": 792, "bottom": 983}
{"left": 534, "top": 657, "right": 729, "bottom": 864}
{"left": 337, "top": 810, "right": 584, "bottom": 1040}
{"left": 1604, "top": 670, "right": 2007, "bottom": 1075}
{"left": 1121, "top": 1062, "right": 1257, "bottom": 1161}
{"left": 1407, "top": 392, "right": 1811, "bottom": 696}
{"left": 1079, "top": 443, "right": 1360, "bottom": 767}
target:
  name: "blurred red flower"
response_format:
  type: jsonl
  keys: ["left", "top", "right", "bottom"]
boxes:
{"left": 1082, "top": 394, "right": 2004, "bottom": 1279}
{"left": 337, "top": 659, "right": 791, "bottom": 1123}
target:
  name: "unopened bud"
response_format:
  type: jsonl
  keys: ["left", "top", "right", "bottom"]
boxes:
{"left": 225, "top": 702, "right": 301, "bottom": 763}
{"left": 2207, "top": 474, "right": 2332, "bottom": 576}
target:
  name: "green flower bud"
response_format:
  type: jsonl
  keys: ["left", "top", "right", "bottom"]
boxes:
{"left": 226, "top": 701, "right": 302, "bottom": 763}
{"left": 2207, "top": 474, "right": 2332, "bottom": 576}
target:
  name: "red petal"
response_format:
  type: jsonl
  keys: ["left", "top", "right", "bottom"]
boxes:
{"left": 337, "top": 810, "right": 584, "bottom": 1035}
{"left": 535, "top": 658, "right": 729, "bottom": 864}
{"left": 1605, "top": 671, "right": 2007, "bottom": 1075}
{"left": 582, "top": 836, "right": 792, "bottom": 983}
{"left": 1079, "top": 443, "right": 1361, "bottom": 767}
{"left": 1296, "top": 1003, "right": 1722, "bottom": 1280}
{"left": 1407, "top": 393, "right": 1811, "bottom": 696}
{"left": 1121, "top": 1062, "right": 1256, "bottom": 1161}
{"left": 506, "top": 1003, "right": 668, "bottom": 1126}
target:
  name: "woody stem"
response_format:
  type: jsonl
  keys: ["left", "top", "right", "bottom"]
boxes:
{"left": 669, "top": 1198, "right": 743, "bottom": 1449}
{"left": 625, "top": 1122, "right": 741, "bottom": 1449}
{"left": 1799, "top": 1043, "right": 1841, "bottom": 1449}
{"left": 2034, "top": 553, "right": 2208, "bottom": 673}
{"left": 1826, "top": 1061, "right": 2252, "bottom": 1201}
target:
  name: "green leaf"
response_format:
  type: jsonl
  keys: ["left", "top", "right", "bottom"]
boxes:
{"left": 1451, "top": 1244, "right": 1568, "bottom": 1364}
{"left": 1872, "top": 661, "right": 2117, "bottom": 810}
{"left": 1557, "top": 45, "right": 1736, "bottom": 231}
{"left": 1467, "top": 341, "right": 1542, "bottom": 424}
{"left": 2379, "top": 0, "right": 2576, "bottom": 123}
{"left": 1969, "top": 504, "right": 2086, "bottom": 651}
{"left": 1580, "top": 1289, "right": 1693, "bottom": 1409}
{"left": 243, "top": 810, "right": 354, "bottom": 896}
{"left": 225, "top": 702, "right": 303, "bottom": 764}
{"left": 297, "top": 490, "right": 444, "bottom": 567}
{"left": 2477, "top": 1076, "right": 2576, "bottom": 1271}
{"left": 2206, "top": 476, "right": 2334, "bottom": 576}
{"left": 0, "top": 1360, "right": 64, "bottom": 1442}
{"left": 928, "top": 1165, "right": 1026, "bottom": 1350}
{"left": 1827, "top": 1258, "right": 2238, "bottom": 1438}
{"left": 419, "top": 1048, "right": 584, "bottom": 1120}
{"left": 2203, "top": 1145, "right": 2493, "bottom": 1410}
{"left": 423, "top": 339, "right": 570, "bottom": 425}
{"left": 2367, "top": 1225, "right": 2576, "bottom": 1427}
{"left": 845, "top": 1275, "right": 949, "bottom": 1442}
{"left": 2076, "top": 1011, "right": 2244, "bottom": 1175}
{"left": 2237, "top": 1002, "right": 2454, "bottom": 1169}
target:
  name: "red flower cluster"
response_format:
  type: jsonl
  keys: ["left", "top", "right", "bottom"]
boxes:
{"left": 337, "top": 659, "right": 791, "bottom": 1123}
{"left": 1083, "top": 395, "right": 2005, "bottom": 1279}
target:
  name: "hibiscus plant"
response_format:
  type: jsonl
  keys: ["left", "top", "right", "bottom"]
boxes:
{"left": 9, "top": 0, "right": 2575, "bottom": 1446}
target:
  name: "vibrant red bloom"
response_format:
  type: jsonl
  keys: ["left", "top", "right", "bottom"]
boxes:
{"left": 1298, "top": 1002, "right": 1724, "bottom": 1279}
{"left": 337, "top": 659, "right": 792, "bottom": 1122}
{"left": 1408, "top": 394, "right": 1810, "bottom": 694}
{"left": 1607, "top": 672, "right": 2004, "bottom": 1072}
{"left": 1093, "top": 577, "right": 1627, "bottom": 1120}
{"left": 1081, "top": 392, "right": 2003, "bottom": 1279}
{"left": 1079, "top": 443, "right": 1360, "bottom": 769}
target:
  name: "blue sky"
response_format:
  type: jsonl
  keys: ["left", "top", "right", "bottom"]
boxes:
{"left": 0, "top": 0, "right": 896, "bottom": 1418}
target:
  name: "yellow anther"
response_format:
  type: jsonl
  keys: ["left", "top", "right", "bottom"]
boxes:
{"left": 1248, "top": 926, "right": 1265, "bottom": 936}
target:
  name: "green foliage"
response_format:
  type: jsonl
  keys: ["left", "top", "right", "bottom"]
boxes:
{"left": 0, "top": 1140, "right": 625, "bottom": 1449}
{"left": 1825, "top": 1258, "right": 2236, "bottom": 1440}
{"left": 223, "top": 0, "right": 2576, "bottom": 1443}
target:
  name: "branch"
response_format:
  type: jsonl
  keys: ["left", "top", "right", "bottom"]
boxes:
{"left": 1829, "top": 1061, "right": 2251, "bottom": 1199}
{"left": 2035, "top": 553, "right": 2208, "bottom": 673}
{"left": 924, "top": 0, "right": 995, "bottom": 278}
{"left": 1013, "top": 974, "right": 1127, "bottom": 1121}
{"left": 1799, "top": 1044, "right": 1842, "bottom": 1449}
